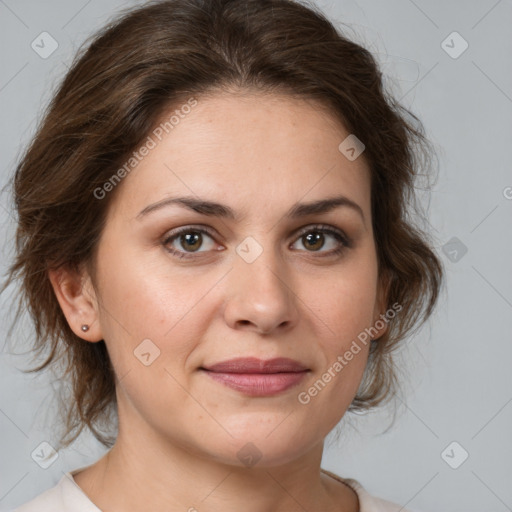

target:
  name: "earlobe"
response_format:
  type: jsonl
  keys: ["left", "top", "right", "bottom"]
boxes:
{"left": 47, "top": 265, "right": 103, "bottom": 342}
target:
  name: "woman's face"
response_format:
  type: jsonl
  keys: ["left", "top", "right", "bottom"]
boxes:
{"left": 85, "top": 91, "right": 386, "bottom": 467}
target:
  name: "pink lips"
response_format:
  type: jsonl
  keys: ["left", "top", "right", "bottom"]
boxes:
{"left": 201, "top": 357, "right": 309, "bottom": 397}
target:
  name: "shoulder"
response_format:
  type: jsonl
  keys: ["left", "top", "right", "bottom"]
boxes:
{"left": 12, "top": 471, "right": 101, "bottom": 512}
{"left": 12, "top": 476, "right": 65, "bottom": 512}
{"left": 321, "top": 469, "right": 426, "bottom": 512}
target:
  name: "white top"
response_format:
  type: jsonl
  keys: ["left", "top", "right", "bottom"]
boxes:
{"left": 11, "top": 466, "right": 421, "bottom": 512}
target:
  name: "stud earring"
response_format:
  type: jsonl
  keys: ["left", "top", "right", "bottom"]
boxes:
{"left": 81, "top": 324, "right": 90, "bottom": 332}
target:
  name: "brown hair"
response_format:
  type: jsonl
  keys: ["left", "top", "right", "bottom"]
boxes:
{"left": 2, "top": 0, "right": 443, "bottom": 450}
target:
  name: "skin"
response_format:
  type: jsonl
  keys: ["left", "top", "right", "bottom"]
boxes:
{"left": 49, "top": 90, "right": 388, "bottom": 512}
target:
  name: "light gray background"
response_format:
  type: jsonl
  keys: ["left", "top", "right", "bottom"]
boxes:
{"left": 1, "top": 1, "right": 511, "bottom": 511}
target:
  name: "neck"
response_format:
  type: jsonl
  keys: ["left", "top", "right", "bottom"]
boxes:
{"left": 73, "top": 429, "right": 357, "bottom": 512}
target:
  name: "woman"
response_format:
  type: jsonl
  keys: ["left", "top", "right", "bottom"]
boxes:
{"left": 3, "top": 0, "right": 443, "bottom": 510}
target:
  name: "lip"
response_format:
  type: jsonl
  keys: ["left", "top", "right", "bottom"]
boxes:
{"left": 202, "top": 357, "right": 308, "bottom": 373}
{"left": 200, "top": 357, "right": 310, "bottom": 397}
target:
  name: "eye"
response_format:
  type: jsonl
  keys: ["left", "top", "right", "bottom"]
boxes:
{"left": 290, "top": 224, "right": 351, "bottom": 256}
{"left": 162, "top": 226, "right": 219, "bottom": 259}
{"left": 162, "top": 224, "right": 351, "bottom": 260}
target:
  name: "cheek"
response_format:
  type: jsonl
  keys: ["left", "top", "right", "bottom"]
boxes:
{"left": 310, "top": 265, "right": 379, "bottom": 347}
{"left": 93, "top": 244, "right": 213, "bottom": 371}
{"left": 291, "top": 261, "right": 378, "bottom": 412}
{"left": 93, "top": 259, "right": 206, "bottom": 422}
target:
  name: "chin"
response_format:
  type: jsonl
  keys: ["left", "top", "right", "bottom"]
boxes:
{"left": 200, "top": 423, "right": 321, "bottom": 469}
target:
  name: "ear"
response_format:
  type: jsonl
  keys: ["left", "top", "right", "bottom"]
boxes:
{"left": 48, "top": 264, "right": 103, "bottom": 342}
{"left": 371, "top": 271, "right": 392, "bottom": 341}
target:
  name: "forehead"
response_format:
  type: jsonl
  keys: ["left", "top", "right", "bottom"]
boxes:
{"left": 106, "top": 91, "right": 371, "bottom": 222}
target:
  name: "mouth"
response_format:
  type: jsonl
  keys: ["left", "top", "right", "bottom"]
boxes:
{"left": 200, "top": 357, "right": 310, "bottom": 397}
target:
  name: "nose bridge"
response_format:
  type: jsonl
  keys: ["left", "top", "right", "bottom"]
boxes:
{"left": 224, "top": 234, "right": 298, "bottom": 333}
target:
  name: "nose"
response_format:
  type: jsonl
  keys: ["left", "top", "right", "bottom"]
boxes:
{"left": 223, "top": 245, "right": 300, "bottom": 335}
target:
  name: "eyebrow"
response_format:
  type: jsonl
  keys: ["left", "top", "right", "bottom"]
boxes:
{"left": 136, "top": 194, "right": 365, "bottom": 223}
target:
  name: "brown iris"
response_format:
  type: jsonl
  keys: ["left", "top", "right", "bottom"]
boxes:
{"left": 180, "top": 232, "right": 203, "bottom": 252}
{"left": 302, "top": 232, "right": 325, "bottom": 251}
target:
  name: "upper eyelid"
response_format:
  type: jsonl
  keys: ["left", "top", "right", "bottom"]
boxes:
{"left": 294, "top": 223, "right": 347, "bottom": 237}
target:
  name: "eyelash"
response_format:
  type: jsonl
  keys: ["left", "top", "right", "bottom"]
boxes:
{"left": 162, "top": 224, "right": 351, "bottom": 260}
